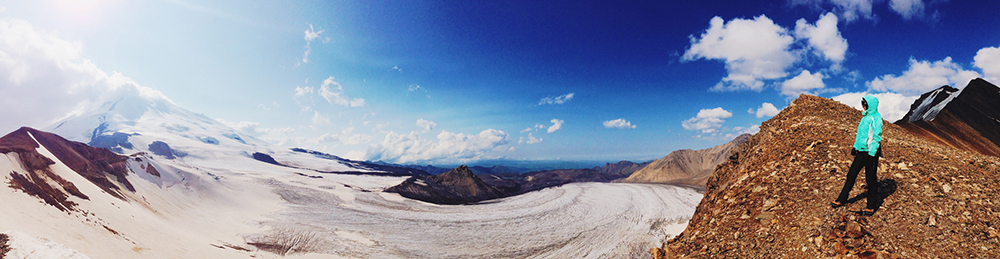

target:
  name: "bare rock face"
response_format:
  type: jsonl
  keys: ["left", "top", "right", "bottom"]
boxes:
{"left": 896, "top": 78, "right": 1000, "bottom": 157}
{"left": 656, "top": 94, "right": 1000, "bottom": 258}
{"left": 1, "top": 127, "right": 136, "bottom": 211}
{"left": 385, "top": 165, "right": 505, "bottom": 205}
{"left": 621, "top": 134, "right": 749, "bottom": 187}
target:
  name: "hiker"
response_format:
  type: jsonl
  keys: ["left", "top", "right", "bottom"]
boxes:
{"left": 831, "top": 95, "right": 883, "bottom": 216}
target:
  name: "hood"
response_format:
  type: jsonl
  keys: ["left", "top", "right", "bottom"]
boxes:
{"left": 863, "top": 94, "right": 879, "bottom": 116}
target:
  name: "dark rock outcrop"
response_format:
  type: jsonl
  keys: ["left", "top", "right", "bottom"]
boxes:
{"left": 252, "top": 152, "right": 282, "bottom": 166}
{"left": 1, "top": 127, "right": 136, "bottom": 211}
{"left": 148, "top": 141, "right": 181, "bottom": 159}
{"left": 385, "top": 165, "right": 505, "bottom": 205}
{"left": 896, "top": 78, "right": 1000, "bottom": 157}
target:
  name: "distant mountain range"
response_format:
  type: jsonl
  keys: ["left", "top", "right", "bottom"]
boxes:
{"left": 621, "top": 134, "right": 750, "bottom": 187}
{"left": 895, "top": 78, "right": 1000, "bottom": 157}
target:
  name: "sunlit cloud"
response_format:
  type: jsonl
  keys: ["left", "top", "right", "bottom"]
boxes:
{"left": 603, "top": 118, "right": 636, "bottom": 129}
{"left": 974, "top": 45, "right": 1000, "bottom": 83}
{"left": 302, "top": 24, "right": 324, "bottom": 63}
{"left": 318, "top": 76, "right": 366, "bottom": 107}
{"left": 683, "top": 15, "right": 796, "bottom": 91}
{"left": 867, "top": 57, "right": 980, "bottom": 96}
{"left": 831, "top": 92, "right": 918, "bottom": 123}
{"left": 547, "top": 119, "right": 564, "bottom": 133}
{"left": 682, "top": 107, "right": 732, "bottom": 133}
{"left": 748, "top": 103, "right": 781, "bottom": 118}
{"left": 780, "top": 70, "right": 827, "bottom": 96}
{"left": 794, "top": 13, "right": 848, "bottom": 69}
{"left": 538, "top": 93, "right": 575, "bottom": 105}
{"left": 519, "top": 133, "right": 543, "bottom": 144}
{"left": 416, "top": 118, "right": 436, "bottom": 132}
{"left": 366, "top": 129, "right": 511, "bottom": 164}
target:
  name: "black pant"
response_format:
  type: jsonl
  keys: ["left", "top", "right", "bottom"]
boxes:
{"left": 836, "top": 151, "right": 879, "bottom": 209}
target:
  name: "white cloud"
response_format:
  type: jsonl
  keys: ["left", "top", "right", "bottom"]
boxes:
{"left": 749, "top": 103, "right": 782, "bottom": 118}
{"left": 519, "top": 133, "right": 543, "bottom": 144}
{"left": 312, "top": 111, "right": 331, "bottom": 125}
{"left": 889, "top": 0, "right": 925, "bottom": 20}
{"left": 781, "top": 70, "right": 827, "bottom": 96}
{"left": 795, "top": 13, "right": 848, "bottom": 67}
{"left": 294, "top": 86, "right": 314, "bottom": 97}
{"left": 538, "top": 93, "right": 575, "bottom": 105}
{"left": 318, "top": 76, "right": 366, "bottom": 107}
{"left": 415, "top": 119, "right": 436, "bottom": 132}
{"left": 867, "top": 57, "right": 981, "bottom": 95}
{"left": 733, "top": 125, "right": 761, "bottom": 135}
{"left": 407, "top": 84, "right": 425, "bottom": 92}
{"left": 974, "top": 45, "right": 1000, "bottom": 83}
{"left": 603, "top": 118, "right": 636, "bottom": 129}
{"left": 302, "top": 24, "right": 324, "bottom": 63}
{"left": 683, "top": 15, "right": 797, "bottom": 91}
{"left": 682, "top": 107, "right": 732, "bottom": 133}
{"left": 366, "top": 129, "right": 511, "bottom": 163}
{"left": 0, "top": 17, "right": 174, "bottom": 134}
{"left": 788, "top": 0, "right": 875, "bottom": 22}
{"left": 547, "top": 119, "right": 564, "bottom": 133}
{"left": 831, "top": 92, "right": 919, "bottom": 122}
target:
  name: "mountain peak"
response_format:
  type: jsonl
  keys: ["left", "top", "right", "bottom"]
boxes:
{"left": 895, "top": 78, "right": 1000, "bottom": 157}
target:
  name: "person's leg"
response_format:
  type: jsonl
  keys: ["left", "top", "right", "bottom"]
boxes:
{"left": 865, "top": 155, "right": 879, "bottom": 210}
{"left": 836, "top": 154, "right": 866, "bottom": 203}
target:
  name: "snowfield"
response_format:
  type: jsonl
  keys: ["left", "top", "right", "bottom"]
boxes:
{"left": 1, "top": 88, "right": 703, "bottom": 258}
{"left": 261, "top": 181, "right": 701, "bottom": 258}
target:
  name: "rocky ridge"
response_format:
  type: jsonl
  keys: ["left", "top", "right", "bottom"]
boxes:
{"left": 622, "top": 134, "right": 749, "bottom": 186}
{"left": 655, "top": 94, "right": 1000, "bottom": 258}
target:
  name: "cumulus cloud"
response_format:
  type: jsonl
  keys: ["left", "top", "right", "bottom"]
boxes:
{"left": 318, "top": 76, "right": 366, "bottom": 107}
{"left": 603, "top": 118, "right": 636, "bottom": 129}
{"left": 682, "top": 107, "right": 733, "bottom": 133}
{"left": 733, "top": 125, "right": 761, "bottom": 135}
{"left": 302, "top": 24, "right": 324, "bottom": 63}
{"left": 316, "top": 126, "right": 373, "bottom": 145}
{"left": 519, "top": 133, "right": 543, "bottom": 144}
{"left": 415, "top": 119, "right": 436, "bottom": 132}
{"left": 795, "top": 13, "right": 848, "bottom": 67}
{"left": 683, "top": 15, "right": 796, "bottom": 91}
{"left": 749, "top": 103, "right": 782, "bottom": 118}
{"left": 366, "top": 129, "right": 511, "bottom": 163}
{"left": 538, "top": 93, "right": 575, "bottom": 105}
{"left": 867, "top": 57, "right": 981, "bottom": 96}
{"left": 216, "top": 118, "right": 295, "bottom": 144}
{"left": 781, "top": 70, "right": 827, "bottom": 96}
{"left": 0, "top": 17, "right": 174, "bottom": 134}
{"left": 831, "top": 92, "right": 918, "bottom": 122}
{"left": 547, "top": 119, "right": 564, "bottom": 133}
{"left": 974, "top": 45, "right": 1000, "bottom": 83}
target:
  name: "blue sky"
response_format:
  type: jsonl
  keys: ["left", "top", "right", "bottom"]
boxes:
{"left": 1, "top": 0, "right": 999, "bottom": 164}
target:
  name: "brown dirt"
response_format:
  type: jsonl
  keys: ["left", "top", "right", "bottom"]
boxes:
{"left": 654, "top": 94, "right": 1000, "bottom": 258}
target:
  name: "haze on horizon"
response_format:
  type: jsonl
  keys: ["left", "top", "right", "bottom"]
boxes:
{"left": 1, "top": 0, "right": 998, "bottom": 165}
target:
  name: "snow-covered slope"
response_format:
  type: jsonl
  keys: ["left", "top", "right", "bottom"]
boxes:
{"left": 1, "top": 85, "right": 703, "bottom": 258}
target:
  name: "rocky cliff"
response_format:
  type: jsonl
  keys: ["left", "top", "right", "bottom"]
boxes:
{"left": 896, "top": 78, "right": 1000, "bottom": 157}
{"left": 384, "top": 165, "right": 506, "bottom": 205}
{"left": 655, "top": 94, "right": 1000, "bottom": 258}
{"left": 622, "top": 134, "right": 749, "bottom": 187}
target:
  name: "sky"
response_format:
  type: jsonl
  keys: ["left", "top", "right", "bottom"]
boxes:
{"left": 1, "top": 0, "right": 999, "bottom": 165}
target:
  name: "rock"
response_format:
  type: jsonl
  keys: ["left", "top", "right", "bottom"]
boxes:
{"left": 845, "top": 222, "right": 865, "bottom": 238}
{"left": 928, "top": 216, "right": 937, "bottom": 227}
{"left": 858, "top": 250, "right": 878, "bottom": 259}
{"left": 649, "top": 248, "right": 665, "bottom": 258}
{"left": 942, "top": 184, "right": 951, "bottom": 193}
{"left": 834, "top": 241, "right": 849, "bottom": 255}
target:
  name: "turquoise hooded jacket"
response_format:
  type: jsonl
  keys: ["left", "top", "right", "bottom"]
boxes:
{"left": 853, "top": 95, "right": 883, "bottom": 157}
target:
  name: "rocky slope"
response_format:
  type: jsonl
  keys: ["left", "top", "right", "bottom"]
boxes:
{"left": 622, "top": 134, "right": 750, "bottom": 186}
{"left": 655, "top": 94, "right": 1000, "bottom": 258}
{"left": 896, "top": 78, "right": 1000, "bottom": 157}
{"left": 384, "top": 165, "right": 505, "bottom": 205}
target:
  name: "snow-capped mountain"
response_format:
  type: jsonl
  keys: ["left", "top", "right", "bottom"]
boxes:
{"left": 43, "top": 85, "right": 389, "bottom": 174}
{"left": 896, "top": 78, "right": 1000, "bottom": 157}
